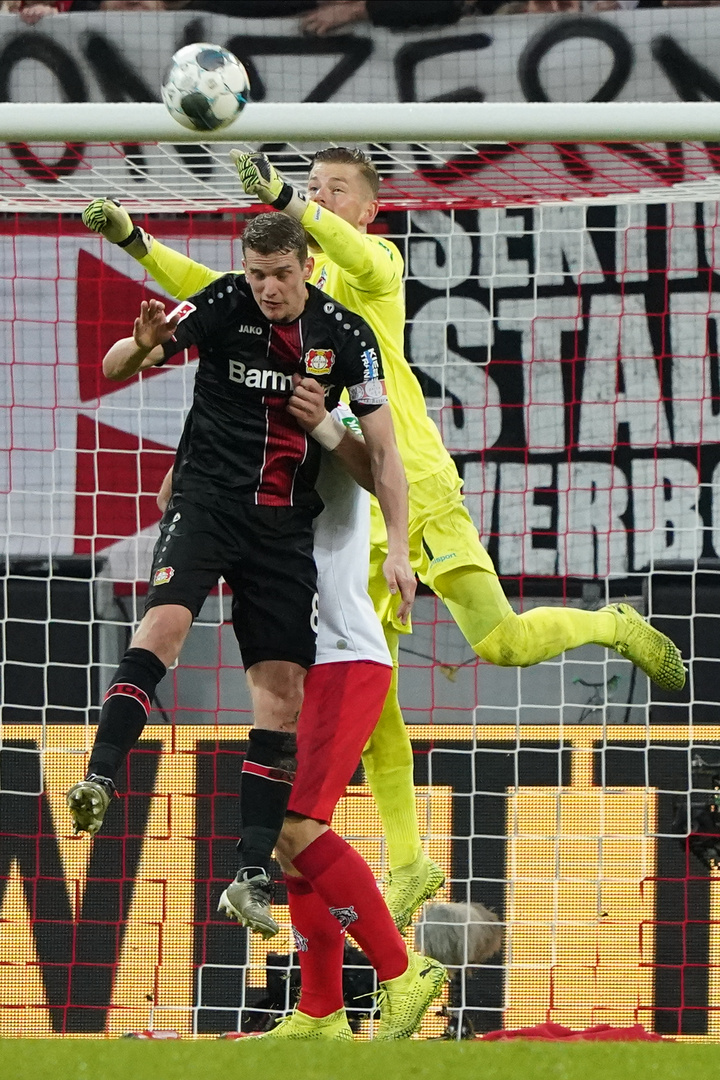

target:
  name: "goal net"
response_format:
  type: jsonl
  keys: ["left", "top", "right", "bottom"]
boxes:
{"left": 2, "top": 102, "right": 720, "bottom": 1040}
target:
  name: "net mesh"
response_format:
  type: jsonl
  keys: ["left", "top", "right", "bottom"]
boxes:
{"left": 4, "top": 138, "right": 720, "bottom": 213}
{"left": 2, "top": 139, "right": 720, "bottom": 1039}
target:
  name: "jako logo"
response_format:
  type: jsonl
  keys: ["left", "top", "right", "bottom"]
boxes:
{"left": 229, "top": 360, "right": 293, "bottom": 392}
{"left": 238, "top": 324, "right": 263, "bottom": 335}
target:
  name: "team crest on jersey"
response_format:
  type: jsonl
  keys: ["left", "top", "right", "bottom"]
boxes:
{"left": 167, "top": 300, "right": 196, "bottom": 323}
{"left": 292, "top": 926, "right": 309, "bottom": 953}
{"left": 153, "top": 566, "right": 175, "bottom": 586}
{"left": 304, "top": 348, "right": 335, "bottom": 375}
{"left": 315, "top": 266, "right": 328, "bottom": 290}
{"left": 329, "top": 905, "right": 359, "bottom": 932}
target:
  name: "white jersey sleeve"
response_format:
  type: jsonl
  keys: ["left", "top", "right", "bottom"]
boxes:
{"left": 312, "top": 406, "right": 391, "bottom": 668}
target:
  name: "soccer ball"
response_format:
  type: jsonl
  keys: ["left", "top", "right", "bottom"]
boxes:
{"left": 161, "top": 43, "right": 249, "bottom": 132}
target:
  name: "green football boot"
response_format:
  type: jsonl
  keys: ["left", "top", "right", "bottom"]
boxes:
{"left": 248, "top": 1008, "right": 353, "bottom": 1041}
{"left": 605, "top": 603, "right": 686, "bottom": 692}
{"left": 385, "top": 852, "right": 445, "bottom": 932}
{"left": 374, "top": 950, "right": 448, "bottom": 1040}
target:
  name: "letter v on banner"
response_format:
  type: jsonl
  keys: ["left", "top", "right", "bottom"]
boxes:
{"left": 0, "top": 740, "right": 160, "bottom": 1033}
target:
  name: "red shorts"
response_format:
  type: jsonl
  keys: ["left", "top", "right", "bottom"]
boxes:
{"left": 287, "top": 660, "right": 392, "bottom": 824}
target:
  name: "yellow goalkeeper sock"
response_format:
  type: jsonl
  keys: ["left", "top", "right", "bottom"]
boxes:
{"left": 362, "top": 635, "right": 422, "bottom": 871}
{"left": 474, "top": 606, "right": 617, "bottom": 667}
{"left": 438, "top": 566, "right": 617, "bottom": 666}
{"left": 138, "top": 239, "right": 225, "bottom": 300}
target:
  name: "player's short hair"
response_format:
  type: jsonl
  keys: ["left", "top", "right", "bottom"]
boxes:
{"left": 310, "top": 146, "right": 380, "bottom": 198}
{"left": 242, "top": 213, "right": 308, "bottom": 264}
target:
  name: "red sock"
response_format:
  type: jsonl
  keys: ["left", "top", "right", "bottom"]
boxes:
{"left": 293, "top": 830, "right": 408, "bottom": 983}
{"left": 285, "top": 875, "right": 345, "bottom": 1018}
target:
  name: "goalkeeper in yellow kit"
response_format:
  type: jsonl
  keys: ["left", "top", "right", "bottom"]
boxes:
{"left": 82, "top": 147, "right": 685, "bottom": 931}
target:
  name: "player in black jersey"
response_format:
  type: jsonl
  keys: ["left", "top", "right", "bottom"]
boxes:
{"left": 67, "top": 214, "right": 414, "bottom": 938}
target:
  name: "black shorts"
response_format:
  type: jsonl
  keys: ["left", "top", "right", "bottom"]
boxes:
{"left": 145, "top": 493, "right": 318, "bottom": 670}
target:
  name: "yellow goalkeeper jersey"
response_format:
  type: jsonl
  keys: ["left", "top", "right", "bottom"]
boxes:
{"left": 137, "top": 201, "right": 450, "bottom": 484}
{"left": 299, "top": 202, "right": 449, "bottom": 483}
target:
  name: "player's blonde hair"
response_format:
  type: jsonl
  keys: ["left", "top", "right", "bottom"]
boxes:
{"left": 310, "top": 147, "right": 380, "bottom": 198}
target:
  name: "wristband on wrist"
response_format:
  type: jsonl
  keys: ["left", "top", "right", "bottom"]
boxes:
{"left": 117, "top": 226, "right": 139, "bottom": 247}
{"left": 272, "top": 183, "right": 308, "bottom": 220}
{"left": 310, "top": 413, "right": 345, "bottom": 451}
{"left": 117, "top": 226, "right": 152, "bottom": 260}
{"left": 272, "top": 182, "right": 297, "bottom": 211}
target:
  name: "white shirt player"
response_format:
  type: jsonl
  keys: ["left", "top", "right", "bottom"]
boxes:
{"left": 312, "top": 406, "right": 391, "bottom": 669}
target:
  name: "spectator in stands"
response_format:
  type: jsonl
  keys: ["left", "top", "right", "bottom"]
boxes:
{"left": 499, "top": 0, "right": 661, "bottom": 10}
{"left": 99, "top": 1, "right": 169, "bottom": 7}
{"left": 521, "top": 1, "right": 579, "bottom": 9}
{"left": 0, "top": 0, "right": 171, "bottom": 17}
{"left": 182, "top": 1, "right": 318, "bottom": 13}
{"left": 0, "top": 0, "right": 70, "bottom": 18}
{"left": 511, "top": 1, "right": 642, "bottom": 10}
{"left": 300, "top": 0, "right": 505, "bottom": 36}
{"left": 298, "top": 0, "right": 668, "bottom": 33}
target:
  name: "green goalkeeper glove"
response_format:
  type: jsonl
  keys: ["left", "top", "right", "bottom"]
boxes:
{"left": 229, "top": 151, "right": 308, "bottom": 220}
{"left": 81, "top": 198, "right": 153, "bottom": 260}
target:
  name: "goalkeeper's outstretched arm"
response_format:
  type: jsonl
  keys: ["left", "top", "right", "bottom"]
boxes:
{"left": 297, "top": 199, "right": 397, "bottom": 292}
{"left": 82, "top": 199, "right": 224, "bottom": 300}
{"left": 231, "top": 152, "right": 398, "bottom": 293}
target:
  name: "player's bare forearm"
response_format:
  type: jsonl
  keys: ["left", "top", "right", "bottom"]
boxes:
{"left": 157, "top": 466, "right": 173, "bottom": 513}
{"left": 330, "top": 431, "right": 375, "bottom": 493}
{"left": 288, "top": 376, "right": 375, "bottom": 492}
{"left": 102, "top": 337, "right": 160, "bottom": 380}
{"left": 369, "top": 443, "right": 409, "bottom": 556}
{"left": 359, "top": 406, "right": 415, "bottom": 620}
{"left": 103, "top": 300, "right": 179, "bottom": 380}
{"left": 372, "top": 451, "right": 415, "bottom": 623}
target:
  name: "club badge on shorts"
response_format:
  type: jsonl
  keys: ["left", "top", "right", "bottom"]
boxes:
{"left": 153, "top": 566, "right": 175, "bottom": 586}
{"left": 304, "top": 348, "right": 335, "bottom": 375}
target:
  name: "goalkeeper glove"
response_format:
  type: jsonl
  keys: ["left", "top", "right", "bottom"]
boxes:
{"left": 81, "top": 198, "right": 153, "bottom": 261}
{"left": 230, "top": 151, "right": 308, "bottom": 220}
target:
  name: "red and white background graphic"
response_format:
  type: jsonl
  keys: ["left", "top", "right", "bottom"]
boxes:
{"left": 1, "top": 226, "right": 241, "bottom": 575}
{"left": 6, "top": 203, "right": 720, "bottom": 581}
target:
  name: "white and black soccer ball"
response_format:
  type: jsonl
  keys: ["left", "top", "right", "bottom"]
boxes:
{"left": 161, "top": 43, "right": 249, "bottom": 132}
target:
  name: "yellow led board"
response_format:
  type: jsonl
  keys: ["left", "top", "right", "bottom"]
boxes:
{"left": 0, "top": 724, "right": 719, "bottom": 1040}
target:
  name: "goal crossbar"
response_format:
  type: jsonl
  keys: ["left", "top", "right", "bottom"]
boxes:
{"left": 3, "top": 100, "right": 720, "bottom": 144}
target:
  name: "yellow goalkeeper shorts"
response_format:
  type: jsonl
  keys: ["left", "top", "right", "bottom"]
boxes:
{"left": 368, "top": 461, "right": 496, "bottom": 630}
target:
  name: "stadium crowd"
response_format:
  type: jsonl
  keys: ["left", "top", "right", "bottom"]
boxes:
{"left": 0, "top": 0, "right": 714, "bottom": 27}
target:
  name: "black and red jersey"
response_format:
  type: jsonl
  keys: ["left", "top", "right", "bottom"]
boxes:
{"left": 160, "top": 274, "right": 386, "bottom": 507}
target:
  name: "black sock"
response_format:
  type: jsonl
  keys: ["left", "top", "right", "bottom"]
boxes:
{"left": 238, "top": 728, "right": 297, "bottom": 875}
{"left": 88, "top": 647, "right": 167, "bottom": 782}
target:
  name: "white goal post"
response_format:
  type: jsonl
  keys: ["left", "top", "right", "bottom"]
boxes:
{"left": 4, "top": 99, "right": 720, "bottom": 1040}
